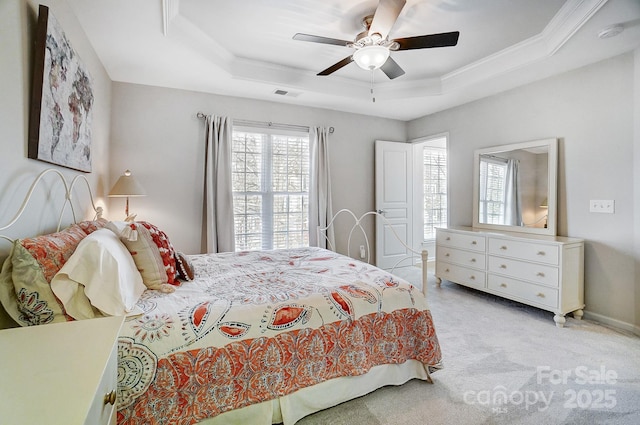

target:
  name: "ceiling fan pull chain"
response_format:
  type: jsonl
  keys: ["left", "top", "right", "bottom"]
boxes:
{"left": 371, "top": 69, "right": 376, "bottom": 103}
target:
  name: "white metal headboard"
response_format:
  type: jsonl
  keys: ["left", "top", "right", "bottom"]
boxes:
{"left": 0, "top": 169, "right": 103, "bottom": 244}
{"left": 318, "top": 208, "right": 429, "bottom": 297}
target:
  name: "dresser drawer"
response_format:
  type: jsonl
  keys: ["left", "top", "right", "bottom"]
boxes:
{"left": 488, "top": 274, "right": 558, "bottom": 309}
{"left": 437, "top": 246, "right": 486, "bottom": 269}
{"left": 488, "top": 238, "right": 559, "bottom": 265}
{"left": 488, "top": 256, "right": 559, "bottom": 287}
{"left": 436, "top": 262, "right": 486, "bottom": 290}
{"left": 437, "top": 230, "right": 486, "bottom": 252}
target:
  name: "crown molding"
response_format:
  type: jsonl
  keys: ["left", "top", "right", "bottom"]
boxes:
{"left": 543, "top": 0, "right": 609, "bottom": 54}
{"left": 162, "top": 0, "right": 180, "bottom": 36}
{"left": 442, "top": 0, "right": 608, "bottom": 92}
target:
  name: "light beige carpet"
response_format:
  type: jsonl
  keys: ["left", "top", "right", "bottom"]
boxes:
{"left": 295, "top": 266, "right": 640, "bottom": 425}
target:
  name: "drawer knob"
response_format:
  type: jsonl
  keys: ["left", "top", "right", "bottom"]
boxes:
{"left": 445, "top": 253, "right": 450, "bottom": 257}
{"left": 471, "top": 240, "right": 477, "bottom": 245}
{"left": 537, "top": 251, "right": 546, "bottom": 256}
{"left": 500, "top": 264, "right": 507, "bottom": 269}
{"left": 446, "top": 237, "right": 451, "bottom": 241}
{"left": 536, "top": 272, "right": 545, "bottom": 277}
{"left": 500, "top": 246, "right": 507, "bottom": 250}
{"left": 104, "top": 390, "right": 116, "bottom": 406}
{"left": 470, "top": 275, "right": 476, "bottom": 280}
{"left": 500, "top": 283, "right": 507, "bottom": 288}
{"left": 537, "top": 293, "right": 546, "bottom": 298}
{"left": 470, "top": 258, "right": 476, "bottom": 262}
{"left": 445, "top": 268, "right": 450, "bottom": 272}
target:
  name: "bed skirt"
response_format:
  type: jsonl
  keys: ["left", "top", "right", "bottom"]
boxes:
{"left": 198, "top": 359, "right": 437, "bottom": 425}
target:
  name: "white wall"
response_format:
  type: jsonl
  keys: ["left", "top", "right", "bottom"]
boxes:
{"left": 408, "top": 53, "right": 639, "bottom": 331}
{"left": 109, "top": 83, "right": 407, "bottom": 258}
{"left": 0, "top": 0, "right": 112, "bottom": 327}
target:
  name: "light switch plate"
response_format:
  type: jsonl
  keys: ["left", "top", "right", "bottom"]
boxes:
{"left": 590, "top": 200, "right": 615, "bottom": 213}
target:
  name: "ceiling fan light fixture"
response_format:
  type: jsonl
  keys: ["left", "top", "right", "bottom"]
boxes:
{"left": 353, "top": 45, "right": 390, "bottom": 70}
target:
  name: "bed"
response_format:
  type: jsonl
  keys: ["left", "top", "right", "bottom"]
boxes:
{"left": 0, "top": 169, "right": 442, "bottom": 425}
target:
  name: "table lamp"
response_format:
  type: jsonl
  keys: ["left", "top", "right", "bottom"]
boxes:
{"left": 108, "top": 170, "right": 146, "bottom": 220}
{"left": 540, "top": 197, "right": 548, "bottom": 228}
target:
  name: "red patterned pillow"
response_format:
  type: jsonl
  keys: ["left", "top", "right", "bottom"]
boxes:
{"left": 77, "top": 218, "right": 108, "bottom": 235}
{"left": 20, "top": 224, "right": 88, "bottom": 283}
{"left": 106, "top": 221, "right": 178, "bottom": 291}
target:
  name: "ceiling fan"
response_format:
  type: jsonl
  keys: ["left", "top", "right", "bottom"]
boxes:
{"left": 293, "top": 0, "right": 459, "bottom": 80}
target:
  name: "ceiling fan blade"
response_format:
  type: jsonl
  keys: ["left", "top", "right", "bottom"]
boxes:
{"left": 318, "top": 56, "right": 354, "bottom": 76}
{"left": 394, "top": 31, "right": 460, "bottom": 50}
{"left": 293, "top": 33, "right": 351, "bottom": 47}
{"left": 380, "top": 56, "right": 405, "bottom": 80}
{"left": 368, "top": 0, "right": 406, "bottom": 39}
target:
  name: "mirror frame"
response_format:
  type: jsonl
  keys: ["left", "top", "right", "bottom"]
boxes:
{"left": 472, "top": 138, "right": 558, "bottom": 236}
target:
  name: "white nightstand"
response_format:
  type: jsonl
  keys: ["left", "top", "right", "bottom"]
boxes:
{"left": 0, "top": 316, "right": 124, "bottom": 425}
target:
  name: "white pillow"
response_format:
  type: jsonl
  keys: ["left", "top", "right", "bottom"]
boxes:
{"left": 52, "top": 228, "right": 146, "bottom": 319}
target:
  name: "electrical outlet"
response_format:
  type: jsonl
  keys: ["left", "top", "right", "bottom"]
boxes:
{"left": 590, "top": 200, "right": 614, "bottom": 213}
{"left": 359, "top": 245, "right": 366, "bottom": 259}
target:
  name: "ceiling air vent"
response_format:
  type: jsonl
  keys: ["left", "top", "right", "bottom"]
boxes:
{"left": 273, "top": 89, "right": 301, "bottom": 98}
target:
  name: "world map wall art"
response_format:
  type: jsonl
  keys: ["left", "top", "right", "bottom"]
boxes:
{"left": 28, "top": 5, "right": 94, "bottom": 173}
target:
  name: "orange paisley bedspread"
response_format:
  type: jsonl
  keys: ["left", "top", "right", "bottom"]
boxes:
{"left": 116, "top": 247, "right": 441, "bottom": 424}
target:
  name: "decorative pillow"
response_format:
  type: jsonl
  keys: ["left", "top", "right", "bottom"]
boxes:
{"left": 175, "top": 251, "right": 195, "bottom": 281}
{"left": 77, "top": 217, "right": 108, "bottom": 235}
{"left": 52, "top": 229, "right": 146, "bottom": 319}
{"left": 0, "top": 240, "right": 70, "bottom": 326}
{"left": 106, "top": 221, "right": 178, "bottom": 293}
{"left": 20, "top": 224, "right": 88, "bottom": 283}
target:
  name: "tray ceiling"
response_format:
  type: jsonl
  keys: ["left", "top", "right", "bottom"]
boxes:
{"left": 67, "top": 0, "right": 640, "bottom": 120}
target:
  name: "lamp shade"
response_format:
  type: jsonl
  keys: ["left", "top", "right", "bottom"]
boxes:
{"left": 108, "top": 170, "right": 147, "bottom": 197}
{"left": 353, "top": 45, "right": 390, "bottom": 70}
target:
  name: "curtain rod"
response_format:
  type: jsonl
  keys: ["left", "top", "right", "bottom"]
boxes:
{"left": 196, "top": 112, "right": 334, "bottom": 134}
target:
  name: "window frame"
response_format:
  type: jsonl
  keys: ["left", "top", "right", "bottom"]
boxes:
{"left": 412, "top": 135, "right": 448, "bottom": 246}
{"left": 231, "top": 125, "right": 310, "bottom": 251}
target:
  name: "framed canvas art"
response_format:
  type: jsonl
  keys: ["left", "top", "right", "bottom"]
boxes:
{"left": 28, "top": 4, "right": 94, "bottom": 173}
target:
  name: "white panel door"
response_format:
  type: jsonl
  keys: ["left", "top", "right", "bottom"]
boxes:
{"left": 375, "top": 140, "right": 412, "bottom": 269}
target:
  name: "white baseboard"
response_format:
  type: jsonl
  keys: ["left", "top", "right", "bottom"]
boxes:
{"left": 583, "top": 310, "right": 640, "bottom": 337}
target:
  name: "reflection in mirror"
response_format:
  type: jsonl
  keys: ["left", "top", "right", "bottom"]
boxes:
{"left": 478, "top": 149, "right": 547, "bottom": 227}
{"left": 473, "top": 138, "right": 557, "bottom": 236}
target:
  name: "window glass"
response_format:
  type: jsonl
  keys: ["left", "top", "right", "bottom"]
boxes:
{"left": 423, "top": 144, "right": 447, "bottom": 240}
{"left": 232, "top": 129, "right": 309, "bottom": 251}
{"left": 479, "top": 157, "right": 507, "bottom": 224}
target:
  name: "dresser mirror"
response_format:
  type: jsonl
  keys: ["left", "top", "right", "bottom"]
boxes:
{"left": 472, "top": 138, "right": 558, "bottom": 236}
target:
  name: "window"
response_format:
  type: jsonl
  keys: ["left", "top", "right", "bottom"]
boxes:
{"left": 232, "top": 127, "right": 309, "bottom": 251}
{"left": 478, "top": 156, "right": 508, "bottom": 224}
{"left": 422, "top": 139, "right": 447, "bottom": 240}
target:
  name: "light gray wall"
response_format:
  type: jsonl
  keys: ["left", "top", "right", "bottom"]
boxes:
{"left": 1, "top": 1, "right": 637, "bottom": 332}
{"left": 634, "top": 49, "right": 640, "bottom": 333}
{"left": 408, "top": 52, "right": 639, "bottom": 331}
{"left": 109, "top": 82, "right": 407, "bottom": 258}
{"left": 0, "top": 0, "right": 112, "bottom": 328}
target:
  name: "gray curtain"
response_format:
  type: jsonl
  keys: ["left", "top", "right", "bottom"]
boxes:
{"left": 504, "top": 159, "right": 523, "bottom": 226}
{"left": 204, "top": 115, "right": 235, "bottom": 253}
{"left": 309, "top": 127, "right": 334, "bottom": 249}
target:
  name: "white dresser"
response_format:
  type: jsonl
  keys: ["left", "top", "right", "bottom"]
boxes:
{"left": 0, "top": 315, "right": 124, "bottom": 424}
{"left": 435, "top": 226, "right": 584, "bottom": 327}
